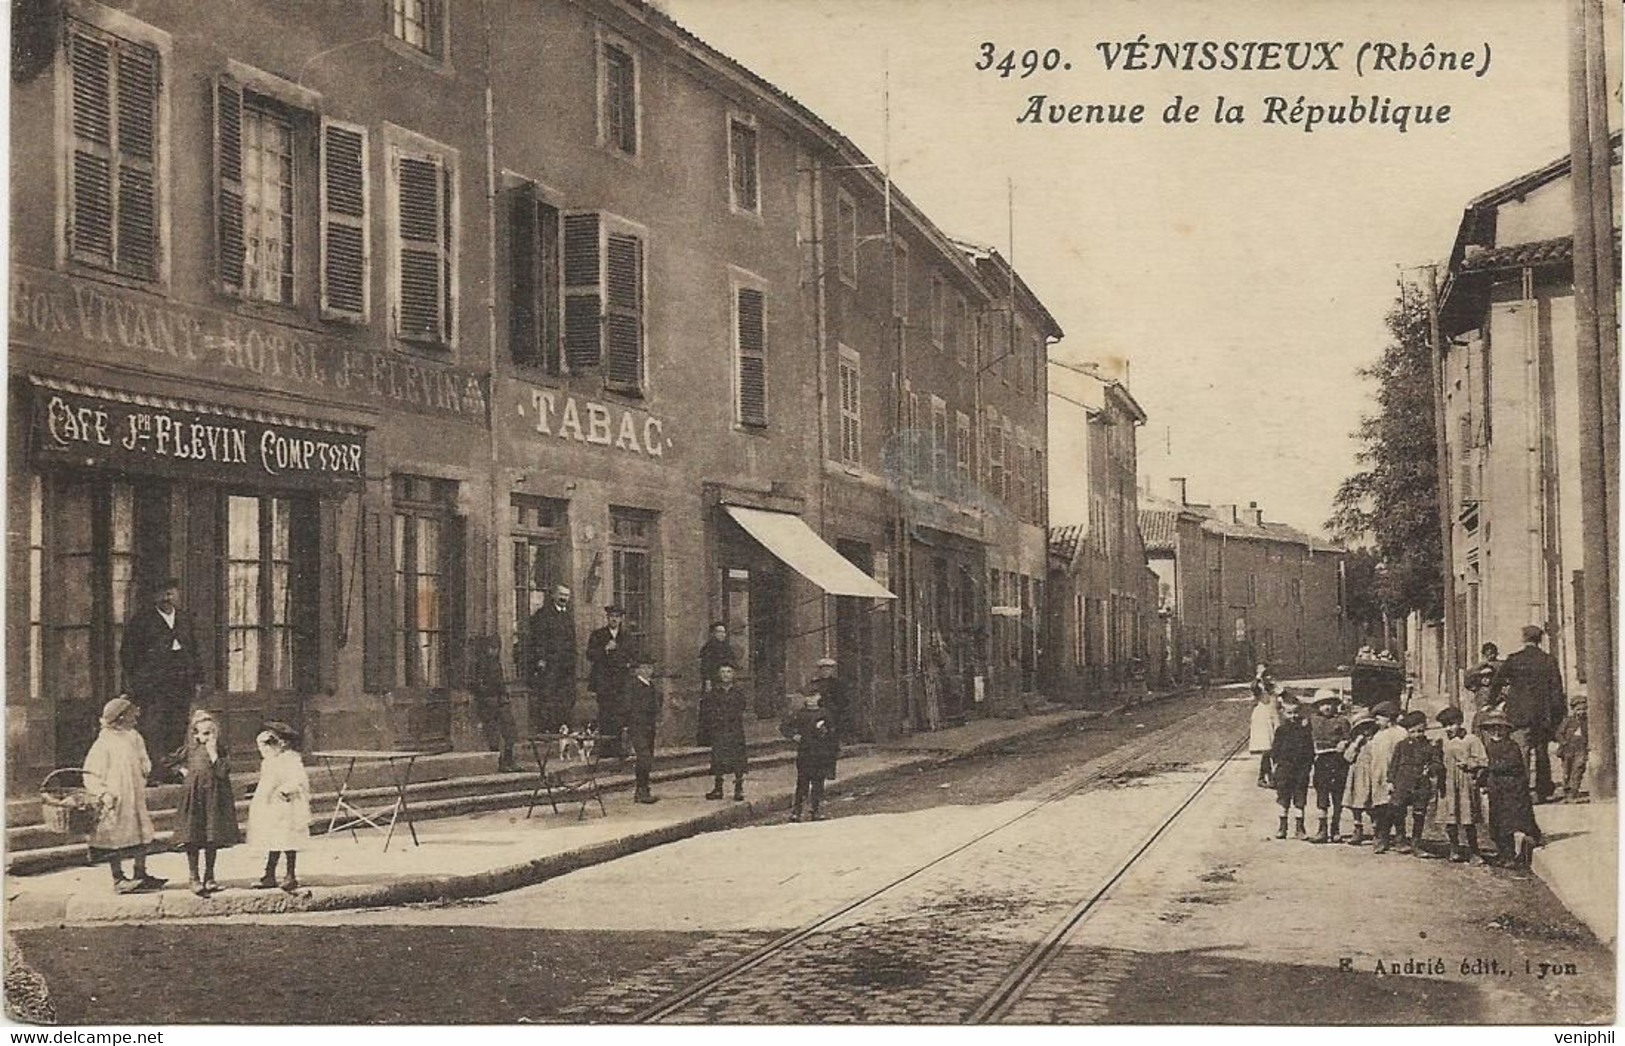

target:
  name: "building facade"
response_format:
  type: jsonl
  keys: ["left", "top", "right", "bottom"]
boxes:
{"left": 1436, "top": 139, "right": 1622, "bottom": 701}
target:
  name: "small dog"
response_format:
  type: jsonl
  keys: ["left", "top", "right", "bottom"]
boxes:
{"left": 557, "top": 724, "right": 597, "bottom": 764}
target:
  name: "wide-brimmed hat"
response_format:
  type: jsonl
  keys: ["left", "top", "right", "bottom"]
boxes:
{"left": 1397, "top": 710, "right": 1427, "bottom": 729}
{"left": 99, "top": 696, "right": 135, "bottom": 727}
{"left": 1309, "top": 689, "right": 1341, "bottom": 707}
{"left": 258, "top": 720, "right": 301, "bottom": 749}
{"left": 1476, "top": 709, "right": 1511, "bottom": 729}
{"left": 1371, "top": 701, "right": 1400, "bottom": 720}
{"left": 816, "top": 657, "right": 837, "bottom": 667}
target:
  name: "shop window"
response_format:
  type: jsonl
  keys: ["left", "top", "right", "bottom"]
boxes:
{"left": 610, "top": 508, "right": 657, "bottom": 647}
{"left": 224, "top": 494, "right": 315, "bottom": 692}
{"left": 391, "top": 0, "right": 445, "bottom": 59}
{"left": 507, "top": 182, "right": 562, "bottom": 373}
{"left": 511, "top": 495, "right": 567, "bottom": 654}
{"left": 838, "top": 347, "right": 861, "bottom": 465}
{"left": 735, "top": 283, "right": 768, "bottom": 427}
{"left": 562, "top": 212, "right": 645, "bottom": 392}
{"left": 389, "top": 137, "right": 457, "bottom": 347}
{"left": 65, "top": 18, "right": 162, "bottom": 281}
{"left": 392, "top": 476, "right": 461, "bottom": 688}
{"left": 599, "top": 37, "right": 639, "bottom": 157}
{"left": 728, "top": 115, "right": 760, "bottom": 215}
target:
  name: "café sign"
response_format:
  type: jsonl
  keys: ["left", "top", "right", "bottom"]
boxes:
{"left": 31, "top": 380, "right": 366, "bottom": 490}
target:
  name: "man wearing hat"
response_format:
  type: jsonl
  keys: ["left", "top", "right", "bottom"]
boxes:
{"left": 624, "top": 657, "right": 663, "bottom": 803}
{"left": 809, "top": 656, "right": 850, "bottom": 742}
{"left": 119, "top": 578, "right": 204, "bottom": 783}
{"left": 1486, "top": 625, "right": 1565, "bottom": 801}
{"left": 587, "top": 605, "right": 638, "bottom": 759}
{"left": 525, "top": 584, "right": 578, "bottom": 734}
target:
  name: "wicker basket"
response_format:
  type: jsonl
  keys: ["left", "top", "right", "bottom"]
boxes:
{"left": 39, "top": 768, "right": 105, "bottom": 836}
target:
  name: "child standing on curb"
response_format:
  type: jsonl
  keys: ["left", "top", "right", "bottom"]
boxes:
{"left": 247, "top": 722, "right": 311, "bottom": 892}
{"left": 169, "top": 709, "right": 240, "bottom": 895}
{"left": 1556, "top": 698, "right": 1589, "bottom": 803}
{"left": 1437, "top": 706, "right": 1486, "bottom": 862}
{"left": 83, "top": 697, "right": 165, "bottom": 894}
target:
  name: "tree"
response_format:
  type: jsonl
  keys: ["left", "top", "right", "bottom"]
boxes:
{"left": 1327, "top": 282, "right": 1442, "bottom": 621}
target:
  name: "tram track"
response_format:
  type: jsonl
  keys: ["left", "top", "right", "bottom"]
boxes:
{"left": 633, "top": 695, "right": 1247, "bottom": 1024}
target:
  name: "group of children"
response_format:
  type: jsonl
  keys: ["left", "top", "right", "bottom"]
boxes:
{"left": 1251, "top": 684, "right": 1546, "bottom": 867}
{"left": 81, "top": 696, "right": 313, "bottom": 895}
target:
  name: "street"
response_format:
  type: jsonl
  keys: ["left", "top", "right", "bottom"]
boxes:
{"left": 10, "top": 687, "right": 1612, "bottom": 1025}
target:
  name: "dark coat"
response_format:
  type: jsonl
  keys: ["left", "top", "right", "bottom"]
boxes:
{"left": 586, "top": 625, "right": 637, "bottom": 697}
{"left": 698, "top": 638, "right": 738, "bottom": 690}
{"left": 1269, "top": 718, "right": 1314, "bottom": 776}
{"left": 169, "top": 742, "right": 240, "bottom": 849}
{"left": 625, "top": 676, "right": 663, "bottom": 755}
{"left": 119, "top": 605, "right": 202, "bottom": 701}
{"left": 781, "top": 704, "right": 839, "bottom": 779}
{"left": 525, "top": 603, "right": 577, "bottom": 690}
{"left": 706, "top": 684, "right": 749, "bottom": 775}
{"left": 1482, "top": 735, "right": 1541, "bottom": 842}
{"left": 1388, "top": 735, "right": 1442, "bottom": 808}
{"left": 810, "top": 676, "right": 848, "bottom": 738}
{"left": 1487, "top": 645, "right": 1565, "bottom": 734}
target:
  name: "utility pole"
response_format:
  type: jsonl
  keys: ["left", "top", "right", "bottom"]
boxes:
{"left": 1423, "top": 266, "right": 1460, "bottom": 708}
{"left": 1567, "top": 0, "right": 1617, "bottom": 798}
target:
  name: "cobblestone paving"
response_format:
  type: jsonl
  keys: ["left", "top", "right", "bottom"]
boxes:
{"left": 551, "top": 931, "right": 772, "bottom": 1023}
{"left": 587, "top": 701, "right": 1252, "bottom": 1024}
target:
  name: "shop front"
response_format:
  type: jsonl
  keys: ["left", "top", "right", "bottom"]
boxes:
{"left": 18, "top": 375, "right": 367, "bottom": 769}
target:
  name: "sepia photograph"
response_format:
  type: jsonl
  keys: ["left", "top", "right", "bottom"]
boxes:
{"left": 1, "top": 0, "right": 1619, "bottom": 1031}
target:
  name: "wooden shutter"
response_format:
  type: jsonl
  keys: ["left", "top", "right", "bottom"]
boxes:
{"left": 737, "top": 287, "right": 766, "bottom": 425}
{"left": 396, "top": 152, "right": 446, "bottom": 343}
{"left": 362, "top": 505, "right": 396, "bottom": 693}
{"left": 604, "top": 233, "right": 643, "bottom": 390}
{"left": 67, "top": 26, "right": 114, "bottom": 267}
{"left": 507, "top": 182, "right": 539, "bottom": 365}
{"left": 539, "top": 202, "right": 562, "bottom": 375}
{"left": 213, "top": 75, "right": 245, "bottom": 294}
{"left": 320, "top": 120, "right": 369, "bottom": 319}
{"left": 562, "top": 212, "right": 602, "bottom": 370}
{"left": 113, "top": 41, "right": 158, "bottom": 279}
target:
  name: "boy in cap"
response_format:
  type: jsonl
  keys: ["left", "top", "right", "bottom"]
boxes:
{"left": 1556, "top": 697, "right": 1588, "bottom": 803}
{"left": 1437, "top": 706, "right": 1486, "bottom": 861}
{"left": 782, "top": 684, "right": 840, "bottom": 821}
{"left": 1365, "top": 702, "right": 1407, "bottom": 853}
{"left": 1269, "top": 692, "right": 1314, "bottom": 840}
{"left": 1307, "top": 690, "right": 1350, "bottom": 843}
{"left": 625, "top": 657, "right": 663, "bottom": 804}
{"left": 1387, "top": 709, "right": 1443, "bottom": 857}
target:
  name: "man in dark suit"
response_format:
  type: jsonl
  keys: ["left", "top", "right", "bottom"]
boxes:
{"left": 809, "top": 657, "right": 850, "bottom": 741}
{"left": 1487, "top": 625, "right": 1565, "bottom": 801}
{"left": 119, "top": 578, "right": 203, "bottom": 782}
{"left": 625, "top": 657, "right": 663, "bottom": 803}
{"left": 525, "top": 584, "right": 577, "bottom": 734}
{"left": 587, "top": 605, "right": 637, "bottom": 758}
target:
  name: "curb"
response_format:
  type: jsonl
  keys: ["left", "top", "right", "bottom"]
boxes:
{"left": 1529, "top": 846, "right": 1617, "bottom": 951}
{"left": 6, "top": 706, "right": 1117, "bottom": 926}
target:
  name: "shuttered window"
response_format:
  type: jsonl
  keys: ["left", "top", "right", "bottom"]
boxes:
{"left": 321, "top": 121, "right": 369, "bottom": 319}
{"left": 838, "top": 350, "right": 861, "bottom": 465}
{"left": 393, "top": 148, "right": 454, "bottom": 346}
{"left": 508, "top": 184, "right": 562, "bottom": 373}
{"left": 563, "top": 212, "right": 603, "bottom": 371}
{"left": 604, "top": 232, "right": 643, "bottom": 390}
{"left": 601, "top": 41, "right": 638, "bottom": 156}
{"left": 561, "top": 214, "right": 645, "bottom": 391}
{"left": 68, "top": 21, "right": 160, "bottom": 280}
{"left": 736, "top": 286, "right": 767, "bottom": 426}
{"left": 956, "top": 412, "right": 972, "bottom": 482}
{"left": 242, "top": 105, "right": 295, "bottom": 304}
{"left": 391, "top": 0, "right": 444, "bottom": 59}
{"left": 728, "top": 117, "right": 759, "bottom": 214}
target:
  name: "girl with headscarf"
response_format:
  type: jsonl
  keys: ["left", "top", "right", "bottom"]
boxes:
{"left": 83, "top": 696, "right": 164, "bottom": 894}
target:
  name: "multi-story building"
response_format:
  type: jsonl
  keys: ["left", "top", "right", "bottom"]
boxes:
{"left": 1436, "top": 137, "right": 1622, "bottom": 701}
{"left": 8, "top": 0, "right": 498, "bottom": 785}
{"left": 1044, "top": 361, "right": 1151, "bottom": 703}
{"left": 1140, "top": 481, "right": 1350, "bottom": 681}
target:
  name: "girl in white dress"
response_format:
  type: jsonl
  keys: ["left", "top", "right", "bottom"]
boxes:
{"left": 247, "top": 722, "right": 311, "bottom": 891}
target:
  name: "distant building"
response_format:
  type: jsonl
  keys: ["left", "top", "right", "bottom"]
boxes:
{"left": 1140, "top": 483, "right": 1350, "bottom": 682}
{"left": 1436, "top": 135, "right": 1622, "bottom": 699}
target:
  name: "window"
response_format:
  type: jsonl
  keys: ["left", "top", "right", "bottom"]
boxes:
{"left": 838, "top": 347, "right": 861, "bottom": 465}
{"left": 892, "top": 240, "right": 909, "bottom": 318}
{"left": 225, "top": 494, "right": 315, "bottom": 692}
{"left": 930, "top": 397, "right": 948, "bottom": 489}
{"left": 1246, "top": 573, "right": 1258, "bottom": 606}
{"left": 986, "top": 411, "right": 1004, "bottom": 500}
{"left": 929, "top": 275, "right": 946, "bottom": 346}
{"left": 955, "top": 412, "right": 972, "bottom": 484}
{"left": 508, "top": 183, "right": 561, "bottom": 372}
{"left": 240, "top": 104, "right": 295, "bottom": 304}
{"left": 836, "top": 192, "right": 858, "bottom": 287}
{"left": 392, "top": 476, "right": 460, "bottom": 688}
{"left": 735, "top": 281, "right": 768, "bottom": 426}
{"left": 511, "top": 495, "right": 567, "bottom": 654}
{"left": 955, "top": 294, "right": 971, "bottom": 367}
{"left": 66, "top": 19, "right": 161, "bottom": 280}
{"left": 320, "top": 120, "right": 370, "bottom": 320}
{"left": 1012, "top": 440, "right": 1027, "bottom": 519}
{"left": 391, "top": 0, "right": 445, "bottom": 58}
{"left": 600, "top": 38, "right": 639, "bottom": 156}
{"left": 562, "top": 213, "right": 645, "bottom": 391}
{"left": 1000, "top": 421, "right": 1013, "bottom": 502}
{"left": 389, "top": 138, "right": 457, "bottom": 346}
{"left": 1033, "top": 449, "right": 1045, "bottom": 520}
{"left": 610, "top": 508, "right": 657, "bottom": 647}
{"left": 728, "top": 116, "right": 759, "bottom": 215}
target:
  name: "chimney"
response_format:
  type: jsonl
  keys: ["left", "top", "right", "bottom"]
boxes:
{"left": 1246, "top": 501, "right": 1263, "bottom": 526}
{"left": 1168, "top": 477, "right": 1188, "bottom": 505}
{"left": 1215, "top": 504, "right": 1238, "bottom": 524}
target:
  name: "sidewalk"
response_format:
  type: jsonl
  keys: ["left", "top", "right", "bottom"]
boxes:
{"left": 4, "top": 706, "right": 1108, "bottom": 927}
{"left": 1529, "top": 798, "right": 1618, "bottom": 950}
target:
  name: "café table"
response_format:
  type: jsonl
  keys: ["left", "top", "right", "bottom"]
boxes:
{"left": 310, "top": 749, "right": 427, "bottom": 851}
